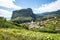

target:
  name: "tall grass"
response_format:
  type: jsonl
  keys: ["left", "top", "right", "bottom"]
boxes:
{"left": 0, "top": 28, "right": 60, "bottom": 40}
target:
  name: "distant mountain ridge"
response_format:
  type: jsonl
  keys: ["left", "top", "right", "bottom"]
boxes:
{"left": 36, "top": 10, "right": 60, "bottom": 20}
{"left": 37, "top": 10, "right": 60, "bottom": 16}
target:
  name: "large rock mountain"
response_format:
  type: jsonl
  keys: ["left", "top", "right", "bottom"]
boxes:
{"left": 11, "top": 8, "right": 36, "bottom": 23}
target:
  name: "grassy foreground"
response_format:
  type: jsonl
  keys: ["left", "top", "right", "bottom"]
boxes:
{"left": 0, "top": 28, "right": 60, "bottom": 40}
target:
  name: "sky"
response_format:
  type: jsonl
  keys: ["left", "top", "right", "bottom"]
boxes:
{"left": 0, "top": 0, "right": 60, "bottom": 20}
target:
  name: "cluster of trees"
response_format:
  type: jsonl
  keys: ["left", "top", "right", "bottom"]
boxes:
{"left": 0, "top": 17, "right": 6, "bottom": 27}
{"left": 0, "top": 17, "right": 20, "bottom": 28}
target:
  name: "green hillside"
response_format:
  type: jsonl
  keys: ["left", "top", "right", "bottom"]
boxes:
{"left": 0, "top": 28, "right": 60, "bottom": 40}
{"left": 0, "top": 16, "right": 60, "bottom": 40}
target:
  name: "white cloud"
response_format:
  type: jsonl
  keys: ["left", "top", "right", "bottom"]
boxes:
{"left": 34, "top": 0, "right": 60, "bottom": 13}
{"left": 0, "top": 0, "right": 23, "bottom": 20}
{"left": 0, "top": 0, "right": 22, "bottom": 10}
{"left": 0, "top": 9, "right": 12, "bottom": 20}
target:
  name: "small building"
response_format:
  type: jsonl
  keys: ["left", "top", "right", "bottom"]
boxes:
{"left": 28, "top": 22, "right": 40, "bottom": 29}
{"left": 55, "top": 27, "right": 60, "bottom": 31}
{"left": 28, "top": 21, "right": 44, "bottom": 29}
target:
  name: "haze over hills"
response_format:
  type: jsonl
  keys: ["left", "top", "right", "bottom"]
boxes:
{"left": 37, "top": 10, "right": 60, "bottom": 16}
{"left": 36, "top": 10, "right": 60, "bottom": 18}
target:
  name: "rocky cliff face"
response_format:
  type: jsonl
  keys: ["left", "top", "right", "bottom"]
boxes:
{"left": 11, "top": 8, "right": 36, "bottom": 23}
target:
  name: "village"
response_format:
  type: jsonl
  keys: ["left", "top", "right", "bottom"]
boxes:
{"left": 22, "top": 16, "right": 60, "bottom": 31}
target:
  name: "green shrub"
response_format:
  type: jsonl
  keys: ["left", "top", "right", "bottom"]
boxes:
{"left": 0, "top": 17, "right": 20, "bottom": 29}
